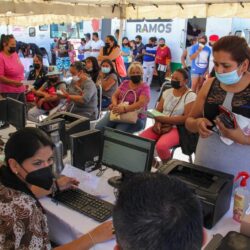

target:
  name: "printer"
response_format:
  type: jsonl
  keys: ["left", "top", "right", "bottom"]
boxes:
{"left": 158, "top": 159, "right": 234, "bottom": 229}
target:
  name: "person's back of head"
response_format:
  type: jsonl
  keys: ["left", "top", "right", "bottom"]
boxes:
{"left": 113, "top": 172, "right": 203, "bottom": 250}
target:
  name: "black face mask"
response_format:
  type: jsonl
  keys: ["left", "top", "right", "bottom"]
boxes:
{"left": 159, "top": 44, "right": 165, "bottom": 47}
{"left": 105, "top": 43, "right": 110, "bottom": 48}
{"left": 34, "top": 63, "right": 40, "bottom": 69}
{"left": 48, "top": 77, "right": 58, "bottom": 84}
{"left": 171, "top": 80, "right": 181, "bottom": 89}
{"left": 9, "top": 47, "right": 16, "bottom": 54}
{"left": 130, "top": 75, "right": 142, "bottom": 84}
{"left": 23, "top": 165, "right": 54, "bottom": 190}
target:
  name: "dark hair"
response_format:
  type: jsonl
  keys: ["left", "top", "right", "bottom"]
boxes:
{"left": 149, "top": 36, "right": 157, "bottom": 43}
{"left": 85, "top": 56, "right": 100, "bottom": 82}
{"left": 34, "top": 54, "right": 43, "bottom": 64}
{"left": 135, "top": 35, "right": 142, "bottom": 41}
{"left": 81, "top": 38, "right": 86, "bottom": 43}
{"left": 106, "top": 35, "right": 118, "bottom": 48}
{"left": 198, "top": 34, "right": 207, "bottom": 43}
{"left": 175, "top": 68, "right": 189, "bottom": 80}
{"left": 100, "top": 59, "right": 116, "bottom": 75}
{"left": 213, "top": 36, "right": 250, "bottom": 66}
{"left": 159, "top": 37, "right": 165, "bottom": 43}
{"left": 113, "top": 173, "right": 203, "bottom": 250}
{"left": 85, "top": 56, "right": 100, "bottom": 72}
{"left": 0, "top": 34, "right": 15, "bottom": 51}
{"left": 85, "top": 33, "right": 91, "bottom": 39}
{"left": 122, "top": 37, "right": 131, "bottom": 48}
{"left": 5, "top": 127, "right": 54, "bottom": 166}
{"left": 71, "top": 61, "right": 87, "bottom": 73}
{"left": 92, "top": 32, "right": 99, "bottom": 38}
{"left": 115, "top": 29, "right": 119, "bottom": 35}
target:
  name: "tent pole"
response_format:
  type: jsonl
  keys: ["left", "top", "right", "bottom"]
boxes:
{"left": 7, "top": 17, "right": 10, "bottom": 35}
{"left": 118, "top": 0, "right": 125, "bottom": 46}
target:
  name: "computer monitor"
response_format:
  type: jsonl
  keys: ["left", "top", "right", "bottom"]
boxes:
{"left": 45, "top": 112, "right": 90, "bottom": 152}
{"left": 37, "top": 118, "right": 66, "bottom": 155}
{"left": 70, "top": 129, "right": 102, "bottom": 171}
{"left": 101, "top": 128, "right": 155, "bottom": 188}
{"left": 7, "top": 97, "right": 26, "bottom": 130}
{"left": 0, "top": 99, "right": 7, "bottom": 121}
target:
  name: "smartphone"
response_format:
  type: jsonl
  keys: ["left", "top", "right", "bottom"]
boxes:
{"left": 217, "top": 105, "right": 237, "bottom": 129}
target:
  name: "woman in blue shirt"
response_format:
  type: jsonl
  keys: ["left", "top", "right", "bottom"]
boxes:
{"left": 121, "top": 37, "right": 132, "bottom": 71}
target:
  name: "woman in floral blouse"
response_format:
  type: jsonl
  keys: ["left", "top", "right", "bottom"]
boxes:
{"left": 0, "top": 127, "right": 113, "bottom": 249}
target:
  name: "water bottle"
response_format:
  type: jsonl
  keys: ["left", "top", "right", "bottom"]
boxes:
{"left": 51, "top": 131, "right": 64, "bottom": 176}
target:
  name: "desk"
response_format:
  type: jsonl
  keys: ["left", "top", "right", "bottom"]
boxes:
{"left": 39, "top": 165, "right": 241, "bottom": 249}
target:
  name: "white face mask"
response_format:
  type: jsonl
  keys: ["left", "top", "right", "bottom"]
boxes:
{"left": 72, "top": 76, "right": 80, "bottom": 81}
{"left": 62, "top": 37, "right": 66, "bottom": 41}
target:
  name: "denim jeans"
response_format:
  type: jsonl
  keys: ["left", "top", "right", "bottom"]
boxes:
{"left": 95, "top": 112, "right": 146, "bottom": 134}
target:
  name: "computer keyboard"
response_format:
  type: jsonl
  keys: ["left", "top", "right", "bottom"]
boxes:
{"left": 52, "top": 188, "right": 113, "bottom": 222}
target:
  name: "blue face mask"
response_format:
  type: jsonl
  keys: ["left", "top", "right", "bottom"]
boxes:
{"left": 101, "top": 67, "right": 111, "bottom": 74}
{"left": 215, "top": 68, "right": 242, "bottom": 85}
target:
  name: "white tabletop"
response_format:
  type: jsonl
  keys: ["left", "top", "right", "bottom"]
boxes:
{"left": 39, "top": 164, "right": 241, "bottom": 249}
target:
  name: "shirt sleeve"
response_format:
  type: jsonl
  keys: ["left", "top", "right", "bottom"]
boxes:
{"left": 189, "top": 44, "right": 196, "bottom": 56}
{"left": 82, "top": 81, "right": 96, "bottom": 103}
{"left": 185, "top": 91, "right": 197, "bottom": 105}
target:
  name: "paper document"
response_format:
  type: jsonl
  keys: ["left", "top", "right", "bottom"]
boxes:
{"left": 61, "top": 164, "right": 99, "bottom": 194}
{"left": 146, "top": 109, "right": 164, "bottom": 118}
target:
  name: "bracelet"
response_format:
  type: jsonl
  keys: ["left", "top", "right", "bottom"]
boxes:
{"left": 88, "top": 232, "right": 95, "bottom": 249}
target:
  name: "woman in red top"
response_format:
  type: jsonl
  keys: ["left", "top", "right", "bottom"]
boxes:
{"left": 155, "top": 38, "right": 172, "bottom": 90}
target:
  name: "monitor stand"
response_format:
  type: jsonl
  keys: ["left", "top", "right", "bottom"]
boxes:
{"left": 108, "top": 173, "right": 132, "bottom": 189}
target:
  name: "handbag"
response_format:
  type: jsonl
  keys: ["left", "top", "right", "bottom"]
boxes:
{"left": 115, "top": 55, "right": 127, "bottom": 78}
{"left": 176, "top": 90, "right": 199, "bottom": 155}
{"left": 177, "top": 124, "right": 199, "bottom": 155}
{"left": 110, "top": 89, "right": 138, "bottom": 124}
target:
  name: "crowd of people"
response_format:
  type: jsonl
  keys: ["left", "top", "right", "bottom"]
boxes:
{"left": 0, "top": 29, "right": 250, "bottom": 249}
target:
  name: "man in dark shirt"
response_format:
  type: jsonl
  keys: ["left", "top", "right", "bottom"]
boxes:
{"left": 134, "top": 35, "right": 144, "bottom": 63}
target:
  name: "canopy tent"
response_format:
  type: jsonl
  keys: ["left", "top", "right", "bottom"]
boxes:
{"left": 1, "top": 0, "right": 250, "bottom": 25}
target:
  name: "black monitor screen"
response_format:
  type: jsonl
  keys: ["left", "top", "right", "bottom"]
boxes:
{"left": 101, "top": 128, "right": 155, "bottom": 174}
{"left": 7, "top": 97, "right": 26, "bottom": 130}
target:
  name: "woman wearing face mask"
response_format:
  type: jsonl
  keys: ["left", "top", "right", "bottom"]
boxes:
{"left": 140, "top": 69, "right": 196, "bottom": 163}
{"left": 0, "top": 127, "right": 114, "bottom": 249}
{"left": 27, "top": 54, "right": 48, "bottom": 90}
{"left": 0, "top": 34, "right": 25, "bottom": 102}
{"left": 95, "top": 62, "right": 150, "bottom": 133}
{"left": 58, "top": 61, "right": 98, "bottom": 120}
{"left": 28, "top": 67, "right": 66, "bottom": 122}
{"left": 121, "top": 37, "right": 132, "bottom": 71}
{"left": 97, "top": 59, "right": 118, "bottom": 109}
{"left": 97, "top": 35, "right": 121, "bottom": 64}
{"left": 85, "top": 56, "right": 100, "bottom": 83}
{"left": 186, "top": 36, "right": 250, "bottom": 177}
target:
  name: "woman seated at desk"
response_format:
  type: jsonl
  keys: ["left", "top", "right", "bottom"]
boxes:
{"left": 58, "top": 61, "right": 98, "bottom": 120}
{"left": 0, "top": 127, "right": 114, "bottom": 249}
{"left": 96, "top": 59, "right": 118, "bottom": 109}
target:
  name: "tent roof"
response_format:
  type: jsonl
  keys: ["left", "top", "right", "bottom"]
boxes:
{"left": 1, "top": 0, "right": 250, "bottom": 25}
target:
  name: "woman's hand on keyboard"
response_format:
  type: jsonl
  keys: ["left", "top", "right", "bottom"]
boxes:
{"left": 89, "top": 220, "right": 115, "bottom": 244}
{"left": 57, "top": 176, "right": 79, "bottom": 191}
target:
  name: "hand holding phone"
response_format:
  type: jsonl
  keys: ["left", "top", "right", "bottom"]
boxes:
{"left": 217, "top": 105, "right": 237, "bottom": 129}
